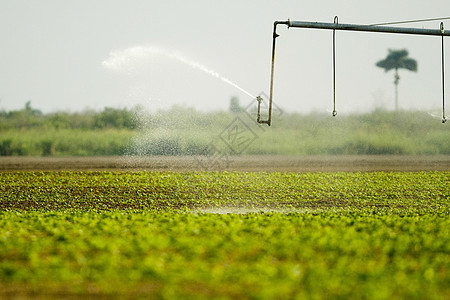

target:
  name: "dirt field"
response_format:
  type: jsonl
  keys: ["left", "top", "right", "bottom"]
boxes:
{"left": 0, "top": 155, "right": 449, "bottom": 172}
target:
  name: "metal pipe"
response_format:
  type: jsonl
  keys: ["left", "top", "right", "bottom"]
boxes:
{"left": 287, "top": 20, "right": 450, "bottom": 36}
{"left": 332, "top": 16, "right": 338, "bottom": 117}
{"left": 257, "top": 19, "right": 449, "bottom": 126}
{"left": 257, "top": 21, "right": 288, "bottom": 125}
{"left": 441, "top": 22, "right": 447, "bottom": 123}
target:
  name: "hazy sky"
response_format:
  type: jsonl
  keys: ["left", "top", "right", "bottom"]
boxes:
{"left": 1, "top": 0, "right": 449, "bottom": 114}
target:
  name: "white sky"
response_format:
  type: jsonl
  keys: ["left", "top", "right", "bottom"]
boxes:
{"left": 1, "top": 0, "right": 449, "bottom": 114}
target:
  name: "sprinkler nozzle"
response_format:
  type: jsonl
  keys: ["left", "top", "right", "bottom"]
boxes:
{"left": 442, "top": 117, "right": 447, "bottom": 123}
{"left": 332, "top": 110, "right": 337, "bottom": 117}
{"left": 256, "top": 96, "right": 270, "bottom": 125}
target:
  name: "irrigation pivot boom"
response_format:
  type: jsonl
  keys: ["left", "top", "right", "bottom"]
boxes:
{"left": 257, "top": 18, "right": 450, "bottom": 126}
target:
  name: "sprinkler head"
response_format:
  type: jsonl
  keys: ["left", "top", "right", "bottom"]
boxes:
{"left": 256, "top": 96, "right": 263, "bottom": 103}
{"left": 442, "top": 117, "right": 447, "bottom": 123}
{"left": 332, "top": 110, "right": 337, "bottom": 117}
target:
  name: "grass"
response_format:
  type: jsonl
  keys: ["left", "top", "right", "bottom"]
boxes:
{"left": 0, "top": 129, "right": 134, "bottom": 156}
{"left": 246, "top": 111, "right": 449, "bottom": 155}
{"left": 0, "top": 110, "right": 449, "bottom": 156}
{"left": 0, "top": 171, "right": 449, "bottom": 299}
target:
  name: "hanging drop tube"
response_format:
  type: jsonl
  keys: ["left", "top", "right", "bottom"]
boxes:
{"left": 257, "top": 21, "right": 288, "bottom": 126}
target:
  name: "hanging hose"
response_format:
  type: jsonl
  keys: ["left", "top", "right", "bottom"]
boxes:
{"left": 332, "top": 16, "right": 338, "bottom": 117}
{"left": 441, "top": 22, "right": 447, "bottom": 123}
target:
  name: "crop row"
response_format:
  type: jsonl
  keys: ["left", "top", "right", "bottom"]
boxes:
{"left": 1, "top": 171, "right": 448, "bottom": 298}
{"left": 0, "top": 171, "right": 448, "bottom": 212}
{"left": 1, "top": 210, "right": 449, "bottom": 299}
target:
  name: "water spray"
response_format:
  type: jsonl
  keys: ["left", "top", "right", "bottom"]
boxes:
{"left": 258, "top": 17, "right": 450, "bottom": 126}
{"left": 102, "top": 46, "right": 256, "bottom": 99}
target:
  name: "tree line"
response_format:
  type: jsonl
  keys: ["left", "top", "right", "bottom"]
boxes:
{"left": 0, "top": 101, "right": 137, "bottom": 130}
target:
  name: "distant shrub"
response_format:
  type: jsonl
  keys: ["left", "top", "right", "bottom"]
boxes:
{"left": 40, "top": 140, "right": 54, "bottom": 156}
{"left": 0, "top": 105, "right": 137, "bottom": 130}
{"left": 93, "top": 107, "right": 137, "bottom": 129}
{"left": 0, "top": 139, "right": 14, "bottom": 156}
{"left": 339, "top": 140, "right": 406, "bottom": 155}
{"left": 0, "top": 139, "right": 24, "bottom": 156}
{"left": 185, "top": 141, "right": 209, "bottom": 155}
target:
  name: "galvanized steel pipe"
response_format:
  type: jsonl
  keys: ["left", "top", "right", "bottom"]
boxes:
{"left": 287, "top": 20, "right": 450, "bottom": 36}
{"left": 257, "top": 19, "right": 449, "bottom": 126}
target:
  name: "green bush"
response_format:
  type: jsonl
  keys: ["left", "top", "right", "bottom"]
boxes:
{"left": 0, "top": 139, "right": 23, "bottom": 156}
{"left": 0, "top": 104, "right": 448, "bottom": 156}
{"left": 40, "top": 140, "right": 54, "bottom": 156}
{"left": 94, "top": 107, "right": 137, "bottom": 129}
{"left": 0, "top": 104, "right": 137, "bottom": 130}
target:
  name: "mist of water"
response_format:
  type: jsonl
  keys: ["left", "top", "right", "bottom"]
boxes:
{"left": 103, "top": 45, "right": 260, "bottom": 169}
{"left": 102, "top": 45, "right": 255, "bottom": 99}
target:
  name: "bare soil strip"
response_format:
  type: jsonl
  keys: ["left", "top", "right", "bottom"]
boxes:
{"left": 0, "top": 155, "right": 449, "bottom": 172}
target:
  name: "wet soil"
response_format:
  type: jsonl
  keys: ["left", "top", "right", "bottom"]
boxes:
{"left": 0, "top": 155, "right": 449, "bottom": 172}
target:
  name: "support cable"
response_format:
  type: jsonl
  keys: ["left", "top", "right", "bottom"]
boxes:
{"left": 370, "top": 16, "right": 450, "bottom": 27}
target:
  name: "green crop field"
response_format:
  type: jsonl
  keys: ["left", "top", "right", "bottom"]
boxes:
{"left": 1, "top": 171, "right": 449, "bottom": 299}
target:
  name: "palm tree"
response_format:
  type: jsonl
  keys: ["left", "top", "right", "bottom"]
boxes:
{"left": 376, "top": 49, "right": 417, "bottom": 111}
